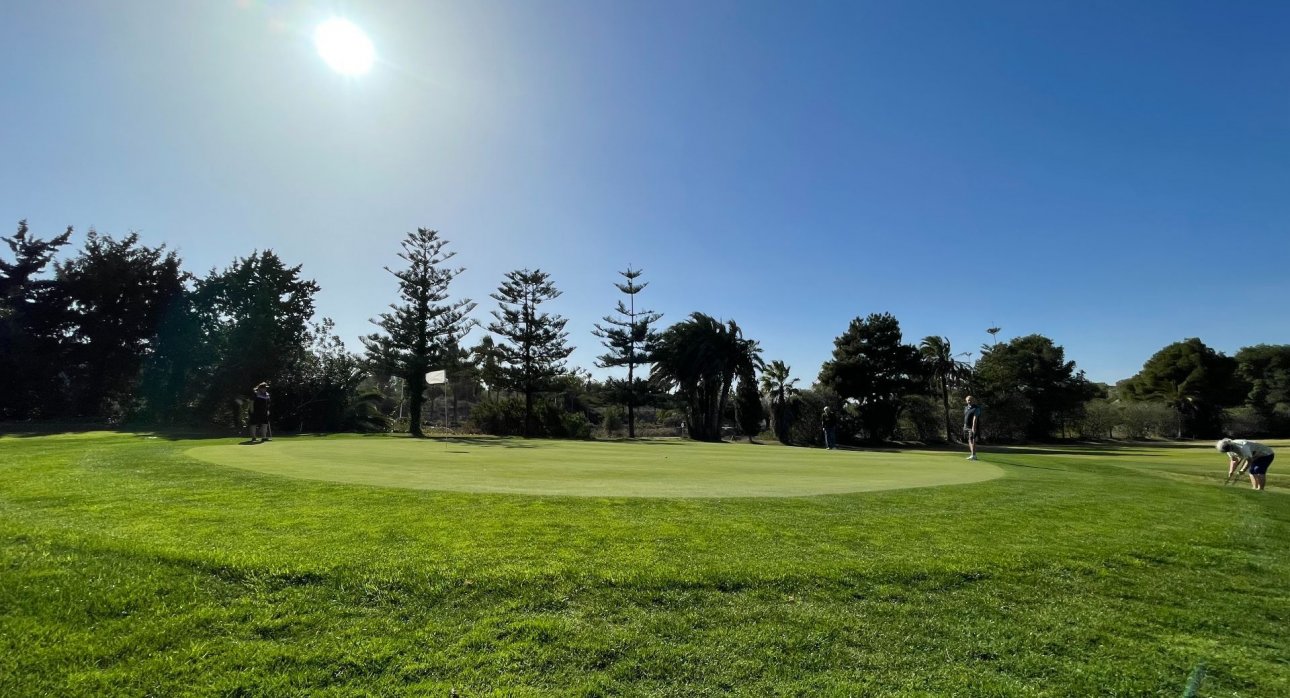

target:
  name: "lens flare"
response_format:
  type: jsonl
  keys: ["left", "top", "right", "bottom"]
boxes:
{"left": 314, "top": 19, "right": 374, "bottom": 76}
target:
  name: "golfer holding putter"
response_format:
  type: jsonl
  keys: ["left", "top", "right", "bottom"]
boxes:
{"left": 963, "top": 396, "right": 982, "bottom": 460}
{"left": 1217, "top": 438, "right": 1274, "bottom": 491}
{"left": 250, "top": 382, "right": 272, "bottom": 443}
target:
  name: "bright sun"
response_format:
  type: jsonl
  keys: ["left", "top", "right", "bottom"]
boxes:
{"left": 314, "top": 19, "right": 374, "bottom": 76}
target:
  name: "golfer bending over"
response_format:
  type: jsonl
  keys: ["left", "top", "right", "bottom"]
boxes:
{"left": 1217, "top": 438, "right": 1274, "bottom": 491}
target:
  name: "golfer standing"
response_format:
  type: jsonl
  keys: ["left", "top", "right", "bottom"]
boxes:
{"left": 1217, "top": 438, "right": 1274, "bottom": 491}
{"left": 963, "top": 396, "right": 982, "bottom": 461}
{"left": 821, "top": 406, "right": 838, "bottom": 450}
{"left": 250, "top": 382, "right": 271, "bottom": 443}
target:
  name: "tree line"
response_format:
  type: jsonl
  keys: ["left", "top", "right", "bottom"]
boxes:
{"left": 3, "top": 221, "right": 1287, "bottom": 442}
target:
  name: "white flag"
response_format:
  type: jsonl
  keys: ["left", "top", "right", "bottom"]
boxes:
{"left": 425, "top": 369, "right": 448, "bottom": 385}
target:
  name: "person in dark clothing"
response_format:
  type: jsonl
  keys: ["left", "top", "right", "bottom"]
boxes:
{"left": 250, "top": 382, "right": 271, "bottom": 443}
{"left": 963, "top": 395, "right": 982, "bottom": 460}
{"left": 821, "top": 405, "right": 838, "bottom": 450}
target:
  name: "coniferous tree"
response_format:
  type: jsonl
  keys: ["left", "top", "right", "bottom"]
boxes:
{"left": 592, "top": 266, "right": 662, "bottom": 437}
{"left": 470, "top": 335, "right": 505, "bottom": 396}
{"left": 0, "top": 220, "right": 73, "bottom": 419}
{"left": 819, "top": 313, "right": 923, "bottom": 443}
{"left": 0, "top": 221, "right": 73, "bottom": 305}
{"left": 1122, "top": 338, "right": 1242, "bottom": 438}
{"left": 976, "top": 334, "right": 1100, "bottom": 440}
{"left": 362, "top": 229, "right": 475, "bottom": 438}
{"left": 136, "top": 288, "right": 206, "bottom": 425}
{"left": 0, "top": 220, "right": 72, "bottom": 415}
{"left": 194, "top": 250, "right": 321, "bottom": 428}
{"left": 486, "top": 269, "right": 574, "bottom": 437}
{"left": 54, "top": 231, "right": 188, "bottom": 419}
{"left": 1235, "top": 344, "right": 1290, "bottom": 435}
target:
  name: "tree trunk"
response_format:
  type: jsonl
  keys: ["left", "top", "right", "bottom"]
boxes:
{"left": 773, "top": 401, "right": 789, "bottom": 444}
{"left": 687, "top": 397, "right": 703, "bottom": 441}
{"left": 408, "top": 377, "right": 424, "bottom": 438}
{"left": 626, "top": 364, "right": 636, "bottom": 438}
{"left": 710, "top": 383, "right": 727, "bottom": 442}
{"left": 523, "top": 387, "right": 533, "bottom": 438}
{"left": 941, "top": 377, "right": 952, "bottom": 443}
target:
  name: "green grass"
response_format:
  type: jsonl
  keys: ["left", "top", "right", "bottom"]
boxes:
{"left": 185, "top": 436, "right": 1001, "bottom": 497}
{"left": 1, "top": 432, "right": 1287, "bottom": 696}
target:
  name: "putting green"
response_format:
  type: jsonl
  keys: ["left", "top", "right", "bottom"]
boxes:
{"left": 186, "top": 436, "right": 1002, "bottom": 498}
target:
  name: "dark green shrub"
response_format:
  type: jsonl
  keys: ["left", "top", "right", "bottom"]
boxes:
{"left": 469, "top": 396, "right": 526, "bottom": 436}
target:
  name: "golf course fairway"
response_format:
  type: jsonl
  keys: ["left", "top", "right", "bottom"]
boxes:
{"left": 186, "top": 435, "right": 1001, "bottom": 497}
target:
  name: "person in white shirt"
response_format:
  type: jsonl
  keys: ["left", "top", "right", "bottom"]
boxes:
{"left": 1216, "top": 438, "right": 1275, "bottom": 491}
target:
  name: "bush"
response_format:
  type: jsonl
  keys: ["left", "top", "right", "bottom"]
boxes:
{"left": 469, "top": 395, "right": 596, "bottom": 439}
{"left": 468, "top": 396, "right": 527, "bottom": 436}
{"left": 979, "top": 394, "right": 1031, "bottom": 443}
{"left": 560, "top": 412, "right": 594, "bottom": 440}
{"left": 1076, "top": 399, "right": 1119, "bottom": 440}
{"left": 602, "top": 405, "right": 625, "bottom": 437}
{"left": 1117, "top": 401, "right": 1176, "bottom": 439}
{"left": 896, "top": 394, "right": 942, "bottom": 442}
{"left": 784, "top": 389, "right": 829, "bottom": 447}
{"left": 1223, "top": 406, "right": 1264, "bottom": 438}
{"left": 1271, "top": 404, "right": 1290, "bottom": 437}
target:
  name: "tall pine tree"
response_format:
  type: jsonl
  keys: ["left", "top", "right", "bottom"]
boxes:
{"left": 487, "top": 269, "right": 574, "bottom": 437}
{"left": 591, "top": 266, "right": 661, "bottom": 438}
{"left": 363, "top": 229, "right": 475, "bottom": 437}
{"left": 0, "top": 221, "right": 73, "bottom": 419}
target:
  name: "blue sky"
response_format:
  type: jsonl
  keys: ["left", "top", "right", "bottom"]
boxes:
{"left": 4, "top": 0, "right": 1288, "bottom": 386}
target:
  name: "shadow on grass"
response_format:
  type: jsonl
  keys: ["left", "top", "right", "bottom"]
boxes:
{"left": 598, "top": 438, "right": 689, "bottom": 446}
{"left": 0, "top": 422, "right": 239, "bottom": 442}
{"left": 834, "top": 446, "right": 906, "bottom": 453}
{"left": 980, "top": 456, "right": 1069, "bottom": 472}
{"left": 432, "top": 436, "right": 538, "bottom": 449}
{"left": 986, "top": 447, "right": 1144, "bottom": 457}
{"left": 979, "top": 443, "right": 1200, "bottom": 458}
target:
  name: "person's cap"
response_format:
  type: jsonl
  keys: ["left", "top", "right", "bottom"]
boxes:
{"left": 1215, "top": 438, "right": 1232, "bottom": 452}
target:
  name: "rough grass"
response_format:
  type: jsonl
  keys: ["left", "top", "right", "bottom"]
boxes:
{"left": 1, "top": 431, "right": 1287, "bottom": 696}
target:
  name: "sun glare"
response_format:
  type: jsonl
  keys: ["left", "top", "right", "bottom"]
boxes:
{"left": 314, "top": 19, "right": 374, "bottom": 76}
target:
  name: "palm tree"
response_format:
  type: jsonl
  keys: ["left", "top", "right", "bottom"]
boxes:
{"left": 716, "top": 319, "right": 763, "bottom": 436}
{"left": 920, "top": 336, "right": 970, "bottom": 442}
{"left": 651, "top": 313, "right": 762, "bottom": 442}
{"left": 759, "top": 360, "right": 799, "bottom": 443}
